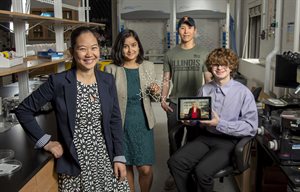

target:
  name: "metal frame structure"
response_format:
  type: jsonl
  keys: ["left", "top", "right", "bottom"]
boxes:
{"left": 12, "top": 0, "right": 29, "bottom": 101}
{"left": 9, "top": 0, "right": 93, "bottom": 101}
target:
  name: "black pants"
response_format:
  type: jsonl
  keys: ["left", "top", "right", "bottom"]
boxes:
{"left": 168, "top": 132, "right": 238, "bottom": 192}
{"left": 167, "top": 102, "right": 200, "bottom": 156}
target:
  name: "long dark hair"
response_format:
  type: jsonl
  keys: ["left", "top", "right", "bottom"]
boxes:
{"left": 111, "top": 29, "right": 144, "bottom": 66}
{"left": 70, "top": 26, "right": 100, "bottom": 68}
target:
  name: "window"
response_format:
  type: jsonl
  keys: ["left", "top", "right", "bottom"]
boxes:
{"left": 248, "top": 5, "right": 261, "bottom": 58}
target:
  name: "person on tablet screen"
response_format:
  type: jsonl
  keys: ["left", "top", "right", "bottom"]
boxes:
{"left": 187, "top": 102, "right": 201, "bottom": 119}
{"left": 168, "top": 48, "right": 258, "bottom": 192}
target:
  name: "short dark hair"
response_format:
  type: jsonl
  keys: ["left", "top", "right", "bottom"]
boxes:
{"left": 70, "top": 26, "right": 100, "bottom": 68}
{"left": 205, "top": 48, "right": 239, "bottom": 76}
{"left": 111, "top": 29, "right": 144, "bottom": 66}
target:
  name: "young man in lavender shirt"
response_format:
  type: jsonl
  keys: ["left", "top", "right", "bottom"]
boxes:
{"left": 168, "top": 48, "right": 258, "bottom": 192}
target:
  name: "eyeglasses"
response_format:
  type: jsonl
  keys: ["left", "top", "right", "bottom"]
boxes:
{"left": 211, "top": 64, "right": 228, "bottom": 69}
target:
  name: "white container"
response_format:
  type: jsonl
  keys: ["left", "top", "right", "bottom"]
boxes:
{"left": 0, "top": 56, "right": 24, "bottom": 68}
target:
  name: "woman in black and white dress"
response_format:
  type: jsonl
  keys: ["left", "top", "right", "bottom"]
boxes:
{"left": 15, "top": 26, "right": 130, "bottom": 192}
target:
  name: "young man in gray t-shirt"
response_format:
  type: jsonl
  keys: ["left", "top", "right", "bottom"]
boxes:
{"left": 161, "top": 16, "right": 212, "bottom": 189}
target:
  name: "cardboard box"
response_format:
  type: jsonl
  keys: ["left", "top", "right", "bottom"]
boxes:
{"left": 0, "top": 75, "right": 13, "bottom": 86}
{"left": 37, "top": 51, "right": 64, "bottom": 60}
{"left": 0, "top": 56, "right": 24, "bottom": 68}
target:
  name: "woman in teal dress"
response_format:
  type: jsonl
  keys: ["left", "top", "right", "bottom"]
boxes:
{"left": 105, "top": 29, "right": 159, "bottom": 192}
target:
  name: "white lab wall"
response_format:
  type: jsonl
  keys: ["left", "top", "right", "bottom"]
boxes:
{"left": 239, "top": 59, "right": 271, "bottom": 88}
{"left": 120, "top": 0, "right": 227, "bottom": 14}
{"left": 120, "top": 0, "right": 170, "bottom": 13}
{"left": 281, "top": 0, "right": 297, "bottom": 52}
{"left": 176, "top": 0, "right": 227, "bottom": 12}
{"left": 124, "top": 18, "right": 221, "bottom": 55}
{"left": 240, "top": 0, "right": 269, "bottom": 92}
{"left": 241, "top": 0, "right": 274, "bottom": 59}
{"left": 239, "top": 0, "right": 299, "bottom": 97}
{"left": 124, "top": 20, "right": 167, "bottom": 54}
{"left": 229, "top": 0, "right": 236, "bottom": 18}
{"left": 259, "top": 0, "right": 276, "bottom": 59}
{"left": 194, "top": 19, "right": 221, "bottom": 51}
{"left": 120, "top": 0, "right": 226, "bottom": 55}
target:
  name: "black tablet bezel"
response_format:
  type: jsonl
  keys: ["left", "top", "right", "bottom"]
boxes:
{"left": 177, "top": 96, "right": 212, "bottom": 121}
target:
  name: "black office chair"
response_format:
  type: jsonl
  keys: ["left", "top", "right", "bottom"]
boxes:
{"left": 251, "top": 87, "right": 262, "bottom": 102}
{"left": 170, "top": 123, "right": 255, "bottom": 191}
{"left": 191, "top": 136, "right": 255, "bottom": 192}
{"left": 213, "top": 136, "right": 254, "bottom": 183}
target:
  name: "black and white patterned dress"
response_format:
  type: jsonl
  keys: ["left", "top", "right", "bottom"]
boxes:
{"left": 58, "top": 81, "right": 129, "bottom": 192}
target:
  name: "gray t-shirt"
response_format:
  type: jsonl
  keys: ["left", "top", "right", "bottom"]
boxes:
{"left": 163, "top": 45, "right": 209, "bottom": 103}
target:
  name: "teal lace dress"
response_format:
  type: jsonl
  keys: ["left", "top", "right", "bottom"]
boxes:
{"left": 123, "top": 68, "right": 155, "bottom": 166}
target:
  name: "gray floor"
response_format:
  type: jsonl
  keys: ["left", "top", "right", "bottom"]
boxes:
{"left": 133, "top": 102, "right": 238, "bottom": 192}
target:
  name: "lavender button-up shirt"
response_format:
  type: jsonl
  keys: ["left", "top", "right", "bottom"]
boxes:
{"left": 197, "top": 79, "right": 258, "bottom": 137}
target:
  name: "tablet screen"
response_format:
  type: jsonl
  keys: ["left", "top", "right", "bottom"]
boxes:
{"left": 177, "top": 97, "right": 212, "bottom": 120}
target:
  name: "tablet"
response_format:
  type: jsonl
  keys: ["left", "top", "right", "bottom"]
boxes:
{"left": 177, "top": 97, "right": 212, "bottom": 120}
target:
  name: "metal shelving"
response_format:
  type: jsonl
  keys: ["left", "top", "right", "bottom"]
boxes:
{"left": 0, "top": 58, "right": 68, "bottom": 77}
{"left": 0, "top": 10, "right": 104, "bottom": 26}
{"left": 0, "top": 0, "right": 104, "bottom": 101}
